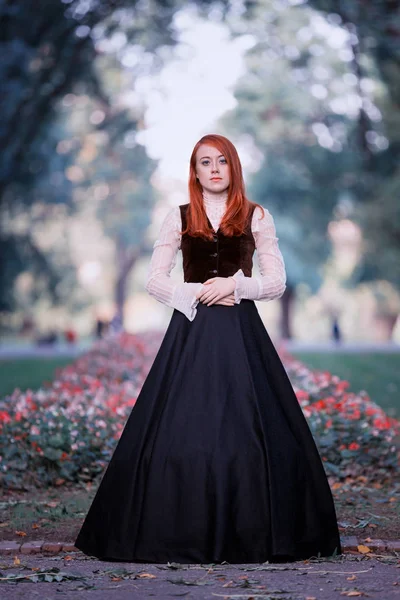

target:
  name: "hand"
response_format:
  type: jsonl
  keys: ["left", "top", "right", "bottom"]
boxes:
{"left": 196, "top": 276, "right": 236, "bottom": 306}
{"left": 214, "top": 292, "right": 235, "bottom": 306}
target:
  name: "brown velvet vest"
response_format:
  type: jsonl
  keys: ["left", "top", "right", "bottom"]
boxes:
{"left": 179, "top": 203, "right": 256, "bottom": 284}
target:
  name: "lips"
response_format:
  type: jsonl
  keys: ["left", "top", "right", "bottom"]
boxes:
{"left": 210, "top": 177, "right": 222, "bottom": 181}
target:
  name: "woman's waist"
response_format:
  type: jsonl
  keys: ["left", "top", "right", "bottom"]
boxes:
{"left": 196, "top": 299, "right": 255, "bottom": 310}
{"left": 184, "top": 270, "right": 252, "bottom": 284}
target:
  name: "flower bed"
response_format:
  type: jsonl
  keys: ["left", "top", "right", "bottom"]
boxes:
{"left": 0, "top": 333, "right": 399, "bottom": 489}
{"left": 280, "top": 348, "right": 400, "bottom": 482}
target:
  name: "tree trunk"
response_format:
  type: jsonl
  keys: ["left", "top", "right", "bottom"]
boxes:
{"left": 280, "top": 283, "right": 295, "bottom": 340}
{"left": 114, "top": 236, "right": 141, "bottom": 325}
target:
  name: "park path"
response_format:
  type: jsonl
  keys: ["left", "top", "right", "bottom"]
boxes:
{"left": 0, "top": 340, "right": 399, "bottom": 359}
{"left": 0, "top": 552, "right": 399, "bottom": 599}
{"left": 0, "top": 342, "right": 91, "bottom": 359}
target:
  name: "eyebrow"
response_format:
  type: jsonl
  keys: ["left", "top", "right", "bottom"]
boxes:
{"left": 199, "top": 155, "right": 225, "bottom": 160}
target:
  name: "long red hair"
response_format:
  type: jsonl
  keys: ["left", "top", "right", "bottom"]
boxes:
{"left": 183, "top": 134, "right": 265, "bottom": 240}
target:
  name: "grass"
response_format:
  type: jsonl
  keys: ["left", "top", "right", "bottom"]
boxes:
{"left": 1, "top": 480, "right": 400, "bottom": 544}
{"left": 0, "top": 358, "right": 74, "bottom": 397}
{"left": 294, "top": 352, "right": 400, "bottom": 418}
{"left": 0, "top": 486, "right": 95, "bottom": 543}
{"left": 1, "top": 352, "right": 399, "bottom": 418}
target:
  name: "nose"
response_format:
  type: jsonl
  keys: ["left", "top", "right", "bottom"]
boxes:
{"left": 211, "top": 164, "right": 220, "bottom": 173}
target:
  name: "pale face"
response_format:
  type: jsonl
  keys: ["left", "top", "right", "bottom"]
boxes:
{"left": 195, "top": 144, "right": 230, "bottom": 195}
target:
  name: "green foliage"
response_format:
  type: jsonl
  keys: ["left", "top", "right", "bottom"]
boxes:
{"left": 0, "top": 0, "right": 180, "bottom": 313}
{"left": 224, "top": 0, "right": 400, "bottom": 291}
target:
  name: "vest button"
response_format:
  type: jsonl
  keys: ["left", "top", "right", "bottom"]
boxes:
{"left": 210, "top": 269, "right": 218, "bottom": 274}
{"left": 210, "top": 252, "right": 218, "bottom": 257}
{"left": 213, "top": 236, "right": 217, "bottom": 242}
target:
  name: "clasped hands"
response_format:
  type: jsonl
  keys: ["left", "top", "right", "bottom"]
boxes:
{"left": 196, "top": 276, "right": 236, "bottom": 307}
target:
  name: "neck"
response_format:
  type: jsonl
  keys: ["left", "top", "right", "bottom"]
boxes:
{"left": 202, "top": 189, "right": 228, "bottom": 205}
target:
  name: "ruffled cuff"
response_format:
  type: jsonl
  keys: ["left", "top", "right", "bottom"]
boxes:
{"left": 171, "top": 282, "right": 205, "bottom": 321}
{"left": 230, "top": 270, "right": 264, "bottom": 302}
{"left": 231, "top": 269, "right": 244, "bottom": 304}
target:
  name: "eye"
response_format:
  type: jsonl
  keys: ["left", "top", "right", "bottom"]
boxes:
{"left": 201, "top": 160, "right": 210, "bottom": 166}
{"left": 219, "top": 157, "right": 227, "bottom": 164}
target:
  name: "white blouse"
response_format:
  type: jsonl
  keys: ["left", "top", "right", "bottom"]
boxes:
{"left": 145, "top": 193, "right": 287, "bottom": 321}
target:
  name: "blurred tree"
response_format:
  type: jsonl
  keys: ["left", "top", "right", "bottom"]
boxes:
{"left": 223, "top": 0, "right": 400, "bottom": 336}
{"left": 223, "top": 2, "right": 361, "bottom": 337}
{"left": 0, "top": 0, "right": 227, "bottom": 315}
{"left": 90, "top": 110, "right": 158, "bottom": 321}
{"left": 0, "top": 0, "right": 185, "bottom": 198}
{"left": 306, "top": 0, "right": 400, "bottom": 289}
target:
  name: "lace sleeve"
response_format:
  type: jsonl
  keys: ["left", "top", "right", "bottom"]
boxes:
{"left": 231, "top": 206, "right": 287, "bottom": 303}
{"left": 145, "top": 206, "right": 205, "bottom": 321}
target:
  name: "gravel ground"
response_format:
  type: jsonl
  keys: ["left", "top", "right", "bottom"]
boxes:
{"left": 0, "top": 552, "right": 399, "bottom": 599}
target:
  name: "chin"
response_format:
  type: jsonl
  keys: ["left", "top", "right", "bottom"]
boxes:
{"left": 209, "top": 183, "right": 228, "bottom": 192}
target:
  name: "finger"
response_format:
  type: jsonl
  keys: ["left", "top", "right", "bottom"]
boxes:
{"left": 215, "top": 292, "right": 234, "bottom": 302}
{"left": 207, "top": 292, "right": 222, "bottom": 306}
{"left": 200, "top": 287, "right": 218, "bottom": 302}
{"left": 199, "top": 290, "right": 215, "bottom": 303}
{"left": 209, "top": 289, "right": 231, "bottom": 300}
{"left": 204, "top": 291, "right": 220, "bottom": 306}
{"left": 203, "top": 278, "right": 215, "bottom": 285}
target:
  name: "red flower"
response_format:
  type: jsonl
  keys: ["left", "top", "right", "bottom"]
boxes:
{"left": 349, "top": 442, "right": 360, "bottom": 451}
{"left": 336, "top": 381, "right": 350, "bottom": 392}
{"left": 0, "top": 411, "right": 11, "bottom": 424}
{"left": 374, "top": 417, "right": 393, "bottom": 430}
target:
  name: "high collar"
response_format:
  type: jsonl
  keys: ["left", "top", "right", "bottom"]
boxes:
{"left": 202, "top": 189, "right": 228, "bottom": 207}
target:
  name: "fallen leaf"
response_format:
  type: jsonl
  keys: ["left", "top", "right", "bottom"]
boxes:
{"left": 347, "top": 575, "right": 357, "bottom": 581}
{"left": 13, "top": 556, "right": 20, "bottom": 565}
{"left": 32, "top": 523, "right": 40, "bottom": 529}
{"left": 137, "top": 573, "right": 156, "bottom": 578}
{"left": 357, "top": 545, "right": 371, "bottom": 554}
{"left": 15, "top": 530, "right": 27, "bottom": 537}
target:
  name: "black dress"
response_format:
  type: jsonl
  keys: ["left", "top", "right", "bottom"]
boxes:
{"left": 75, "top": 204, "right": 342, "bottom": 563}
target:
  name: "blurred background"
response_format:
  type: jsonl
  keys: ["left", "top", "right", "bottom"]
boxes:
{"left": 0, "top": 0, "right": 399, "bottom": 414}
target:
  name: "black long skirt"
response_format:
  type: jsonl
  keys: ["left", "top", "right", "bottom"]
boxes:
{"left": 75, "top": 300, "right": 342, "bottom": 563}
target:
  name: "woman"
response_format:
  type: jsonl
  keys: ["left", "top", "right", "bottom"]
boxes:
{"left": 75, "top": 134, "right": 342, "bottom": 564}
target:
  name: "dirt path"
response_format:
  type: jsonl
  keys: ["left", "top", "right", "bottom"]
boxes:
{"left": 0, "top": 552, "right": 399, "bottom": 599}
{"left": 1, "top": 481, "right": 399, "bottom": 544}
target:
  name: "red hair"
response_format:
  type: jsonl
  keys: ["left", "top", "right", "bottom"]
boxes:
{"left": 183, "top": 133, "right": 264, "bottom": 240}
